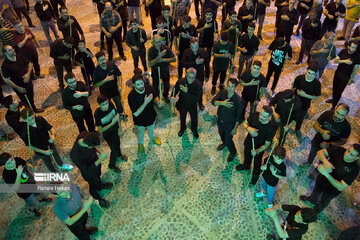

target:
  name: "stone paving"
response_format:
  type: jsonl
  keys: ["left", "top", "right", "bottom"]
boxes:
{"left": 1, "top": 0, "right": 360, "bottom": 239}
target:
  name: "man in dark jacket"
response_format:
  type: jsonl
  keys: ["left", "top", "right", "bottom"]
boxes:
{"left": 34, "top": 0, "right": 59, "bottom": 45}
{"left": 126, "top": 18, "right": 148, "bottom": 72}
{"left": 57, "top": 6, "right": 84, "bottom": 49}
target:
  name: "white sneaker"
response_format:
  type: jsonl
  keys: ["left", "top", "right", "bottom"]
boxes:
{"left": 267, "top": 203, "right": 273, "bottom": 209}
{"left": 59, "top": 163, "right": 74, "bottom": 171}
{"left": 255, "top": 191, "right": 266, "bottom": 198}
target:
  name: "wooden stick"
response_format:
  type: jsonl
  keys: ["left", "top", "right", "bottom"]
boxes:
{"left": 167, "top": 88, "right": 176, "bottom": 138}
{"left": 280, "top": 102, "right": 294, "bottom": 146}
{"left": 81, "top": 59, "right": 90, "bottom": 88}
{"left": 254, "top": 140, "right": 278, "bottom": 186}
{"left": 24, "top": 94, "right": 33, "bottom": 110}
{"left": 48, "top": 146, "right": 61, "bottom": 168}
{"left": 158, "top": 67, "right": 162, "bottom": 106}
{"left": 231, "top": 30, "right": 239, "bottom": 74}
{"left": 172, "top": 0, "right": 178, "bottom": 28}
{"left": 245, "top": 137, "right": 255, "bottom": 189}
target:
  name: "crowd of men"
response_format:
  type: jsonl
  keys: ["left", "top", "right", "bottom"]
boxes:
{"left": 1, "top": 0, "right": 360, "bottom": 239}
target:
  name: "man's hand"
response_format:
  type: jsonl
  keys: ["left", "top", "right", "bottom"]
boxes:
{"left": 348, "top": 78, "right": 355, "bottom": 85}
{"left": 180, "top": 84, "right": 188, "bottom": 93}
{"left": 73, "top": 92, "right": 84, "bottom": 98}
{"left": 283, "top": 124, "right": 290, "bottom": 132}
{"left": 321, "top": 130, "right": 331, "bottom": 140}
{"left": 204, "top": 77, "right": 209, "bottom": 82}
{"left": 43, "top": 4, "right": 48, "bottom": 10}
{"left": 23, "top": 73, "right": 30, "bottom": 83}
{"left": 83, "top": 196, "right": 93, "bottom": 209}
{"left": 140, "top": 38, "right": 144, "bottom": 43}
{"left": 250, "top": 79, "right": 260, "bottom": 86}
{"left": 132, "top": 45, "right": 139, "bottom": 51}
{"left": 249, "top": 127, "right": 259, "bottom": 137}
{"left": 105, "top": 32, "right": 112, "bottom": 38}
{"left": 17, "top": 87, "right": 27, "bottom": 93}
{"left": 224, "top": 52, "right": 231, "bottom": 58}
{"left": 48, "top": 137, "right": 55, "bottom": 144}
{"left": 205, "top": 22, "right": 213, "bottom": 29}
{"left": 105, "top": 75, "right": 115, "bottom": 81}
{"left": 43, "top": 149, "right": 53, "bottom": 156}
{"left": 73, "top": 105, "right": 84, "bottom": 111}
{"left": 16, "top": 165, "right": 24, "bottom": 176}
{"left": 144, "top": 94, "right": 153, "bottom": 104}
{"left": 222, "top": 99, "right": 233, "bottom": 108}
{"left": 231, "top": 127, "right": 237, "bottom": 135}
{"left": 251, "top": 149, "right": 257, "bottom": 156}
{"left": 328, "top": 14, "right": 334, "bottom": 20}
{"left": 281, "top": 15, "right": 290, "bottom": 21}
{"left": 261, "top": 164, "right": 267, "bottom": 171}
{"left": 109, "top": 26, "right": 117, "bottom": 33}
{"left": 2, "top": 4, "right": 9, "bottom": 10}
{"left": 318, "top": 164, "right": 333, "bottom": 175}
{"left": 311, "top": 22, "right": 318, "bottom": 27}
{"left": 241, "top": 48, "right": 248, "bottom": 53}
{"left": 195, "top": 57, "right": 204, "bottom": 64}
{"left": 343, "top": 59, "right": 353, "bottom": 65}
{"left": 297, "top": 89, "right": 306, "bottom": 97}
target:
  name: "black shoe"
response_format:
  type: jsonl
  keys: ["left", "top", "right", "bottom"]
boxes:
{"left": 227, "top": 154, "right": 236, "bottom": 162}
{"left": 217, "top": 143, "right": 225, "bottom": 151}
{"left": 87, "top": 227, "right": 98, "bottom": 235}
{"left": 34, "top": 108, "right": 45, "bottom": 113}
{"left": 299, "top": 195, "right": 315, "bottom": 207}
{"left": 119, "top": 154, "right": 128, "bottom": 162}
{"left": 325, "top": 98, "right": 333, "bottom": 103}
{"left": 164, "top": 97, "right": 170, "bottom": 103}
{"left": 296, "top": 60, "right": 302, "bottom": 65}
{"left": 211, "top": 86, "right": 216, "bottom": 95}
{"left": 193, "top": 131, "right": 199, "bottom": 139}
{"left": 178, "top": 129, "right": 185, "bottom": 137}
{"left": 121, "top": 56, "right": 127, "bottom": 61}
{"left": 99, "top": 199, "right": 110, "bottom": 208}
{"left": 101, "top": 182, "right": 113, "bottom": 189}
{"left": 337, "top": 36, "right": 345, "bottom": 41}
{"left": 39, "top": 197, "right": 52, "bottom": 203}
{"left": 199, "top": 104, "right": 205, "bottom": 111}
{"left": 30, "top": 208, "right": 41, "bottom": 217}
{"left": 236, "top": 164, "right": 249, "bottom": 171}
{"left": 219, "top": 84, "right": 224, "bottom": 90}
{"left": 257, "top": 34, "right": 262, "bottom": 40}
{"left": 109, "top": 166, "right": 121, "bottom": 173}
{"left": 29, "top": 25, "right": 36, "bottom": 28}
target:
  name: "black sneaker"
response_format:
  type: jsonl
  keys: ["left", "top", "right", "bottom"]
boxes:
{"left": 121, "top": 56, "right": 127, "bottom": 61}
{"left": 235, "top": 164, "right": 249, "bottom": 171}
{"left": 109, "top": 166, "right": 121, "bottom": 173}
{"left": 30, "top": 209, "right": 41, "bottom": 217}
{"left": 337, "top": 36, "right": 345, "bottom": 41}
{"left": 296, "top": 60, "right": 302, "bottom": 65}
{"left": 178, "top": 129, "right": 185, "bottom": 137}
{"left": 227, "top": 154, "right": 236, "bottom": 162}
{"left": 39, "top": 197, "right": 53, "bottom": 203}
{"left": 87, "top": 227, "right": 98, "bottom": 235}
{"left": 217, "top": 143, "right": 225, "bottom": 151}
{"left": 119, "top": 154, "right": 128, "bottom": 162}
{"left": 299, "top": 195, "right": 315, "bottom": 207}
{"left": 211, "top": 86, "right": 216, "bottom": 95}
{"left": 101, "top": 182, "right": 113, "bottom": 189}
{"left": 199, "top": 104, "right": 205, "bottom": 111}
{"left": 257, "top": 35, "right": 263, "bottom": 40}
{"left": 325, "top": 98, "right": 333, "bottom": 103}
{"left": 99, "top": 199, "right": 110, "bottom": 208}
{"left": 192, "top": 131, "right": 199, "bottom": 139}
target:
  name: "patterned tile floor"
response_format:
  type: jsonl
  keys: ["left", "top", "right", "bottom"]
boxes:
{"left": 1, "top": 0, "right": 360, "bottom": 239}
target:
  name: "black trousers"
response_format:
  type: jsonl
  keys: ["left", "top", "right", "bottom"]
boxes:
{"left": 212, "top": 70, "right": 227, "bottom": 87}
{"left": 244, "top": 141, "right": 265, "bottom": 185}
{"left": 320, "top": 22, "right": 336, "bottom": 39}
{"left": 67, "top": 212, "right": 90, "bottom": 240}
{"left": 80, "top": 66, "right": 94, "bottom": 87}
{"left": 217, "top": 120, "right": 236, "bottom": 155}
{"left": 242, "top": 98, "right": 256, "bottom": 120}
{"left": 308, "top": 179, "right": 340, "bottom": 212}
{"left": 14, "top": 7, "right": 33, "bottom": 26}
{"left": 104, "top": 133, "right": 122, "bottom": 169}
{"left": 298, "top": 38, "right": 315, "bottom": 62}
{"left": 110, "top": 94, "right": 124, "bottom": 114}
{"left": 13, "top": 81, "right": 36, "bottom": 110}
{"left": 106, "top": 29, "right": 125, "bottom": 61}
{"left": 265, "top": 61, "right": 283, "bottom": 92}
{"left": 150, "top": 12, "right": 161, "bottom": 30}
{"left": 151, "top": 70, "right": 170, "bottom": 98}
{"left": 55, "top": 63, "right": 72, "bottom": 89}
{"left": 50, "top": 0, "right": 65, "bottom": 19}
{"left": 35, "top": 144, "right": 64, "bottom": 172}
{"left": 332, "top": 72, "right": 350, "bottom": 109}
{"left": 179, "top": 103, "right": 198, "bottom": 133}
{"left": 72, "top": 107, "right": 95, "bottom": 133}
{"left": 295, "top": 105, "right": 310, "bottom": 131}
{"left": 307, "top": 139, "right": 320, "bottom": 164}
{"left": 131, "top": 48, "right": 147, "bottom": 72}
{"left": 194, "top": 0, "right": 201, "bottom": 17}
{"left": 82, "top": 168, "right": 103, "bottom": 200}
{"left": 28, "top": 52, "right": 41, "bottom": 76}
{"left": 178, "top": 53, "right": 184, "bottom": 79}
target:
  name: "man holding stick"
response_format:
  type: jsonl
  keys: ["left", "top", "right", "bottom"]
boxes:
{"left": 126, "top": 18, "right": 148, "bottom": 72}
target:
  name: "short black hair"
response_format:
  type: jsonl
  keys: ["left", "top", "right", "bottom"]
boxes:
{"left": 228, "top": 78, "right": 238, "bottom": 86}
{"left": 220, "top": 31, "right": 230, "bottom": 41}
{"left": 283, "top": 89, "right": 295, "bottom": 99}
{"left": 59, "top": 6, "right": 67, "bottom": 12}
{"left": 162, "top": 5, "right": 170, "bottom": 11}
{"left": 83, "top": 132, "right": 101, "bottom": 147}
{"left": 205, "top": 8, "right": 213, "bottom": 14}
{"left": 253, "top": 60, "right": 262, "bottom": 68}
{"left": 133, "top": 68, "right": 143, "bottom": 75}
{"left": 352, "top": 144, "right": 360, "bottom": 156}
{"left": 78, "top": 39, "right": 85, "bottom": 44}
{"left": 183, "top": 15, "right": 191, "bottom": 23}
{"left": 229, "top": 10, "right": 237, "bottom": 16}
{"left": 336, "top": 103, "right": 349, "bottom": 114}
{"left": 3, "top": 95, "right": 14, "bottom": 108}
{"left": 64, "top": 36, "right": 75, "bottom": 45}
{"left": 130, "top": 18, "right": 138, "bottom": 24}
{"left": 301, "top": 208, "right": 318, "bottom": 223}
{"left": 64, "top": 72, "right": 75, "bottom": 82}
{"left": 20, "top": 107, "right": 34, "bottom": 120}
{"left": 0, "top": 152, "right": 11, "bottom": 166}
{"left": 262, "top": 105, "right": 273, "bottom": 116}
{"left": 248, "top": 22, "right": 255, "bottom": 29}
{"left": 156, "top": 16, "right": 165, "bottom": 24}
{"left": 95, "top": 51, "right": 105, "bottom": 59}
{"left": 307, "top": 64, "right": 318, "bottom": 73}
{"left": 97, "top": 94, "right": 108, "bottom": 104}
{"left": 273, "top": 146, "right": 286, "bottom": 159}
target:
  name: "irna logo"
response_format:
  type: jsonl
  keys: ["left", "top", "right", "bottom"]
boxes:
{"left": 34, "top": 173, "right": 70, "bottom": 182}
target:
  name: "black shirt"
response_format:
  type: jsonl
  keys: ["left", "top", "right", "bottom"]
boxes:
{"left": 244, "top": 112, "right": 277, "bottom": 148}
{"left": 268, "top": 39, "right": 292, "bottom": 67}
{"left": 2, "top": 53, "right": 30, "bottom": 88}
{"left": 74, "top": 49, "right": 95, "bottom": 74}
{"left": 211, "top": 89, "right": 244, "bottom": 124}
{"left": 254, "top": 0, "right": 270, "bottom": 16}
{"left": 212, "top": 40, "right": 234, "bottom": 72}
{"left": 20, "top": 116, "right": 52, "bottom": 151}
{"left": 270, "top": 90, "right": 303, "bottom": 124}
{"left": 174, "top": 25, "right": 198, "bottom": 53}
{"left": 57, "top": 16, "right": 83, "bottom": 40}
{"left": 313, "top": 110, "right": 351, "bottom": 145}
{"left": 277, "top": 6, "right": 299, "bottom": 32}
{"left": 5, "top": 104, "right": 24, "bottom": 135}
{"left": 128, "top": 85, "right": 157, "bottom": 127}
{"left": 239, "top": 33, "right": 260, "bottom": 57}
{"left": 352, "top": 26, "right": 360, "bottom": 54}
{"left": 240, "top": 70, "right": 266, "bottom": 102}
{"left": 94, "top": 102, "right": 118, "bottom": 138}
{"left": 50, "top": 39, "right": 72, "bottom": 66}
{"left": 282, "top": 205, "right": 309, "bottom": 240}
{"left": 181, "top": 48, "right": 210, "bottom": 79}
{"left": 61, "top": 81, "right": 91, "bottom": 119}
{"left": 2, "top": 157, "right": 34, "bottom": 199}
{"left": 316, "top": 146, "right": 359, "bottom": 195}
{"left": 262, "top": 156, "right": 286, "bottom": 187}
{"left": 293, "top": 74, "right": 321, "bottom": 109}
{"left": 152, "top": 29, "right": 171, "bottom": 46}
{"left": 222, "top": 19, "right": 242, "bottom": 46}
{"left": 301, "top": 18, "right": 321, "bottom": 41}
{"left": 196, "top": 19, "right": 218, "bottom": 48}
{"left": 174, "top": 78, "right": 202, "bottom": 106}
{"left": 323, "top": 2, "right": 346, "bottom": 27}
{"left": 93, "top": 62, "right": 121, "bottom": 98}
{"left": 148, "top": 45, "right": 175, "bottom": 76}
{"left": 335, "top": 49, "right": 360, "bottom": 79}
{"left": 34, "top": 0, "right": 55, "bottom": 21}
{"left": 237, "top": 4, "right": 254, "bottom": 32}
{"left": 126, "top": 28, "right": 147, "bottom": 49}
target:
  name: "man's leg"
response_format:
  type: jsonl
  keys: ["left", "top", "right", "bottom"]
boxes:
{"left": 297, "top": 38, "right": 307, "bottom": 63}
{"left": 31, "top": 52, "right": 41, "bottom": 76}
{"left": 179, "top": 104, "right": 188, "bottom": 132}
{"left": 73, "top": 116, "right": 86, "bottom": 133}
{"left": 132, "top": 51, "right": 140, "bottom": 69}
{"left": 341, "top": 18, "right": 349, "bottom": 38}
{"left": 147, "top": 121, "right": 156, "bottom": 140}
{"left": 251, "top": 153, "right": 264, "bottom": 185}
{"left": 315, "top": 192, "right": 340, "bottom": 212}
{"left": 189, "top": 103, "right": 198, "bottom": 134}
{"left": 162, "top": 75, "right": 170, "bottom": 99}
{"left": 112, "top": 95, "right": 124, "bottom": 114}
{"left": 223, "top": 122, "right": 236, "bottom": 156}
{"left": 40, "top": 21, "right": 52, "bottom": 44}
{"left": 270, "top": 66, "right": 282, "bottom": 92}
{"left": 48, "top": 19, "right": 60, "bottom": 39}
{"left": 104, "top": 135, "right": 121, "bottom": 169}
{"left": 257, "top": 14, "right": 265, "bottom": 37}
{"left": 217, "top": 121, "right": 226, "bottom": 145}
{"left": 55, "top": 65, "right": 65, "bottom": 89}
{"left": 38, "top": 154, "right": 57, "bottom": 172}
{"left": 345, "top": 20, "right": 356, "bottom": 41}
{"left": 332, "top": 74, "right": 348, "bottom": 109}
{"left": 194, "top": 0, "right": 200, "bottom": 18}
{"left": 67, "top": 212, "right": 91, "bottom": 240}
{"left": 84, "top": 107, "right": 95, "bottom": 132}
{"left": 295, "top": 106, "right": 309, "bottom": 131}
{"left": 50, "top": 144, "right": 65, "bottom": 167}
{"left": 296, "top": 13, "right": 307, "bottom": 34}
{"left": 114, "top": 30, "right": 125, "bottom": 58}
{"left": 306, "top": 140, "right": 320, "bottom": 164}
{"left": 106, "top": 35, "right": 114, "bottom": 61}
{"left": 237, "top": 54, "right": 246, "bottom": 79}
{"left": 140, "top": 50, "right": 147, "bottom": 72}
{"left": 20, "top": 6, "right": 34, "bottom": 26}
{"left": 135, "top": 6, "right": 141, "bottom": 23}
{"left": 219, "top": 70, "right": 227, "bottom": 87}
{"left": 136, "top": 125, "right": 146, "bottom": 144}
{"left": 178, "top": 53, "right": 183, "bottom": 79}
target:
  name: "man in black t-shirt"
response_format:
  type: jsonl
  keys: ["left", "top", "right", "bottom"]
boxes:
{"left": 294, "top": 0, "right": 314, "bottom": 36}
{"left": 265, "top": 204, "right": 318, "bottom": 239}
{"left": 128, "top": 76, "right": 161, "bottom": 154}
{"left": 236, "top": 106, "right": 277, "bottom": 186}
{"left": 321, "top": 0, "right": 346, "bottom": 38}
{"left": 126, "top": 19, "right": 148, "bottom": 72}
{"left": 300, "top": 144, "right": 360, "bottom": 212}
{"left": 3, "top": 95, "right": 25, "bottom": 135}
{"left": 174, "top": 15, "right": 198, "bottom": 79}
{"left": 304, "top": 103, "right": 351, "bottom": 166}
{"left": 212, "top": 78, "right": 244, "bottom": 162}
{"left": 276, "top": 0, "right": 299, "bottom": 44}
{"left": 151, "top": 17, "right": 171, "bottom": 47}
{"left": 61, "top": 73, "right": 95, "bottom": 134}
{"left": 253, "top": 0, "right": 270, "bottom": 39}
{"left": 2, "top": 45, "right": 43, "bottom": 113}
{"left": 94, "top": 95, "right": 128, "bottom": 173}
{"left": 74, "top": 40, "right": 96, "bottom": 88}
{"left": 19, "top": 107, "right": 73, "bottom": 172}
{"left": 57, "top": 7, "right": 84, "bottom": 49}
{"left": 93, "top": 51, "right": 125, "bottom": 115}
{"left": 237, "top": 0, "right": 254, "bottom": 34}
{"left": 328, "top": 41, "right": 360, "bottom": 109}
{"left": 221, "top": 11, "right": 242, "bottom": 47}
{"left": 239, "top": 60, "right": 266, "bottom": 118}
{"left": 293, "top": 65, "right": 321, "bottom": 138}
{"left": 0, "top": 152, "right": 52, "bottom": 217}
{"left": 172, "top": 68, "right": 202, "bottom": 139}
{"left": 196, "top": 8, "right": 218, "bottom": 58}
{"left": 70, "top": 131, "right": 112, "bottom": 208}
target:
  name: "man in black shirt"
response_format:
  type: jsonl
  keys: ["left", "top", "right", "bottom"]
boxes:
{"left": 19, "top": 107, "right": 73, "bottom": 172}
{"left": 328, "top": 41, "right": 360, "bottom": 109}
{"left": 222, "top": 10, "right": 242, "bottom": 47}
{"left": 126, "top": 19, "right": 148, "bottom": 72}
{"left": 270, "top": 89, "right": 302, "bottom": 145}
{"left": 75, "top": 40, "right": 96, "bottom": 88}
{"left": 211, "top": 78, "right": 244, "bottom": 162}
{"left": 321, "top": 0, "right": 346, "bottom": 38}
{"left": 296, "top": 10, "right": 321, "bottom": 65}
{"left": 237, "top": 23, "right": 260, "bottom": 79}
{"left": 151, "top": 17, "right": 171, "bottom": 47}
{"left": 113, "top": 0, "right": 128, "bottom": 40}
{"left": 34, "top": 0, "right": 59, "bottom": 45}
{"left": 0, "top": 152, "right": 52, "bottom": 217}
{"left": 93, "top": 51, "right": 125, "bottom": 115}
{"left": 239, "top": 60, "right": 266, "bottom": 118}
{"left": 61, "top": 73, "right": 95, "bottom": 133}
{"left": 70, "top": 131, "right": 112, "bottom": 208}
{"left": 294, "top": 0, "right": 313, "bottom": 36}
{"left": 50, "top": 36, "right": 75, "bottom": 90}
{"left": 95, "top": 95, "right": 128, "bottom": 173}
{"left": 146, "top": 0, "right": 162, "bottom": 29}
{"left": 3, "top": 95, "right": 24, "bottom": 135}
{"left": 128, "top": 75, "right": 161, "bottom": 154}
{"left": 2, "top": 45, "right": 43, "bottom": 113}
{"left": 276, "top": 0, "right": 299, "bottom": 44}
{"left": 300, "top": 144, "right": 360, "bottom": 212}
{"left": 265, "top": 204, "right": 318, "bottom": 239}
{"left": 148, "top": 34, "right": 176, "bottom": 104}
{"left": 293, "top": 65, "right": 321, "bottom": 138}
{"left": 236, "top": 106, "right": 277, "bottom": 186}
{"left": 304, "top": 103, "right": 351, "bottom": 166}
{"left": 172, "top": 68, "right": 202, "bottom": 139}
{"left": 237, "top": 0, "right": 254, "bottom": 34}
{"left": 57, "top": 6, "right": 84, "bottom": 49}
{"left": 275, "top": 0, "right": 288, "bottom": 30}
{"left": 253, "top": 0, "right": 270, "bottom": 39}
{"left": 174, "top": 15, "right": 197, "bottom": 79}
{"left": 196, "top": 8, "right": 218, "bottom": 58}
{"left": 181, "top": 38, "right": 210, "bottom": 110}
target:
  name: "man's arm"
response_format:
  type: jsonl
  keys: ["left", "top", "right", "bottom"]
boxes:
{"left": 96, "top": 115, "right": 119, "bottom": 133}
{"left": 319, "top": 166, "right": 349, "bottom": 191}
{"left": 3, "top": 77, "right": 25, "bottom": 91}
{"left": 93, "top": 75, "right": 114, "bottom": 88}
{"left": 73, "top": 17, "right": 84, "bottom": 36}
{"left": 63, "top": 198, "right": 93, "bottom": 226}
